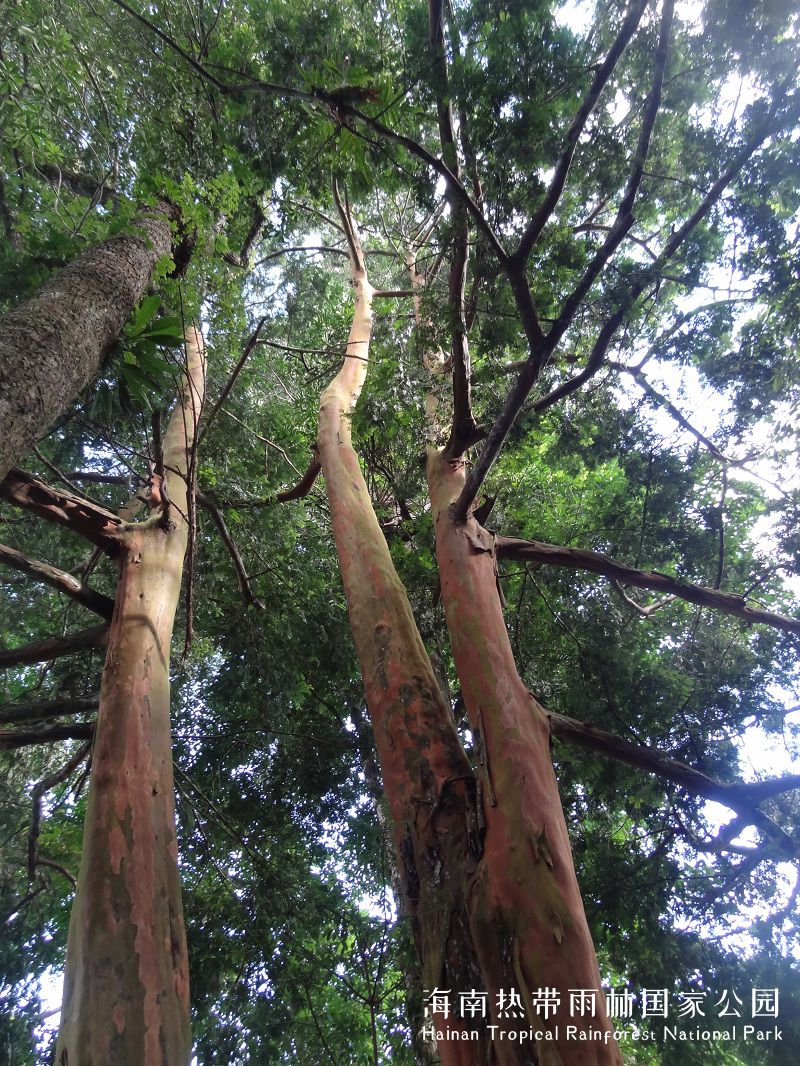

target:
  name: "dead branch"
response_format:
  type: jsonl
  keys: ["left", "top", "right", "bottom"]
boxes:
{"left": 610, "top": 578, "right": 675, "bottom": 617}
{"left": 0, "top": 541, "right": 115, "bottom": 619}
{"left": 0, "top": 469, "right": 122, "bottom": 554}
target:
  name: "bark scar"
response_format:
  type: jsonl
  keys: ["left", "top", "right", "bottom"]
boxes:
{"left": 476, "top": 708, "right": 497, "bottom": 806}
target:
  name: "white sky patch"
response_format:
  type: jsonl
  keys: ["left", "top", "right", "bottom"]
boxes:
{"left": 555, "top": 0, "right": 594, "bottom": 36}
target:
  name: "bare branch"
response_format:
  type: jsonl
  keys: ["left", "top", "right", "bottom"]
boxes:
{"left": 0, "top": 722, "right": 95, "bottom": 750}
{"left": 197, "top": 493, "right": 262, "bottom": 607}
{"left": 0, "top": 696, "right": 99, "bottom": 726}
{"left": 514, "top": 0, "right": 649, "bottom": 263}
{"left": 0, "top": 626, "right": 108, "bottom": 670}
{"left": 0, "top": 469, "right": 122, "bottom": 554}
{"left": 610, "top": 579, "right": 675, "bottom": 617}
{"left": 0, "top": 542, "right": 115, "bottom": 619}
{"left": 496, "top": 535, "right": 800, "bottom": 637}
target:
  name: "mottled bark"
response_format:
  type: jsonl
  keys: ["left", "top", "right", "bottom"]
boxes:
{"left": 314, "top": 195, "right": 489, "bottom": 1063}
{"left": 55, "top": 327, "right": 205, "bottom": 1066}
{"left": 0, "top": 201, "right": 175, "bottom": 484}
{"left": 428, "top": 454, "right": 620, "bottom": 1066}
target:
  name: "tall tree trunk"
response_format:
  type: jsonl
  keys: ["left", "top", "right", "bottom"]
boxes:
{"left": 0, "top": 201, "right": 176, "bottom": 483}
{"left": 55, "top": 327, "right": 205, "bottom": 1066}
{"left": 310, "top": 193, "right": 491, "bottom": 1063}
{"left": 427, "top": 454, "right": 621, "bottom": 1065}
{"left": 315, "top": 196, "right": 618, "bottom": 1063}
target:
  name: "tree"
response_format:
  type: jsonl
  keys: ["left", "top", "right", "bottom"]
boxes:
{"left": 1, "top": 0, "right": 799, "bottom": 1063}
{"left": 1, "top": 324, "right": 204, "bottom": 1062}
{"left": 0, "top": 200, "right": 180, "bottom": 484}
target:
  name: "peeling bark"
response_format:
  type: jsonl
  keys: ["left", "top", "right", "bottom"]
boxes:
{"left": 428, "top": 455, "right": 621, "bottom": 1065}
{"left": 55, "top": 327, "right": 205, "bottom": 1066}
{"left": 0, "top": 201, "right": 176, "bottom": 484}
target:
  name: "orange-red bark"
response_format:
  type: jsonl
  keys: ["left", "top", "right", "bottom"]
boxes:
{"left": 55, "top": 328, "right": 205, "bottom": 1065}
{"left": 428, "top": 451, "right": 621, "bottom": 1066}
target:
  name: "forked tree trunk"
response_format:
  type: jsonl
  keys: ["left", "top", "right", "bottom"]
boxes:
{"left": 55, "top": 327, "right": 205, "bottom": 1066}
{"left": 428, "top": 453, "right": 620, "bottom": 1065}
{"left": 409, "top": 231, "right": 620, "bottom": 1061}
{"left": 315, "top": 196, "right": 619, "bottom": 1064}
{"left": 0, "top": 201, "right": 176, "bottom": 483}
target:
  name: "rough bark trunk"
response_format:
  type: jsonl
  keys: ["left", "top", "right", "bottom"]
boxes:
{"left": 55, "top": 327, "right": 205, "bottom": 1066}
{"left": 428, "top": 452, "right": 621, "bottom": 1066}
{"left": 0, "top": 201, "right": 175, "bottom": 484}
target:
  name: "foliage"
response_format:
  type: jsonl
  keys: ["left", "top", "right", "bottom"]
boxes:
{"left": 1, "top": 0, "right": 799, "bottom": 1062}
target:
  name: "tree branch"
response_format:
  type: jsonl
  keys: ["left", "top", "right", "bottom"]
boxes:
{"left": 0, "top": 542, "right": 115, "bottom": 619}
{"left": 451, "top": 2, "right": 680, "bottom": 518}
{"left": 34, "top": 163, "right": 119, "bottom": 206}
{"left": 513, "top": 0, "right": 649, "bottom": 263}
{"left": 0, "top": 722, "right": 95, "bottom": 750}
{"left": 503, "top": 96, "right": 798, "bottom": 429}
{"left": 222, "top": 197, "right": 267, "bottom": 267}
{"left": 547, "top": 710, "right": 800, "bottom": 859}
{"left": 0, "top": 625, "right": 108, "bottom": 670}
{"left": 495, "top": 536, "right": 800, "bottom": 637}
{"left": 428, "top": 0, "right": 482, "bottom": 458}
{"left": 28, "top": 741, "right": 92, "bottom": 879}
{"left": 0, "top": 469, "right": 122, "bottom": 554}
{"left": 609, "top": 360, "right": 732, "bottom": 460}
{"left": 198, "top": 317, "right": 267, "bottom": 445}
{"left": 109, "top": 0, "right": 506, "bottom": 263}
{"left": 0, "top": 696, "right": 99, "bottom": 726}
{"left": 197, "top": 493, "right": 262, "bottom": 607}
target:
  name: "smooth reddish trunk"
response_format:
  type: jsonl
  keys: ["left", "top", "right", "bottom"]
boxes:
{"left": 428, "top": 451, "right": 621, "bottom": 1066}
{"left": 313, "top": 200, "right": 493, "bottom": 1062}
{"left": 318, "top": 201, "right": 618, "bottom": 1063}
{"left": 55, "top": 328, "right": 205, "bottom": 1066}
